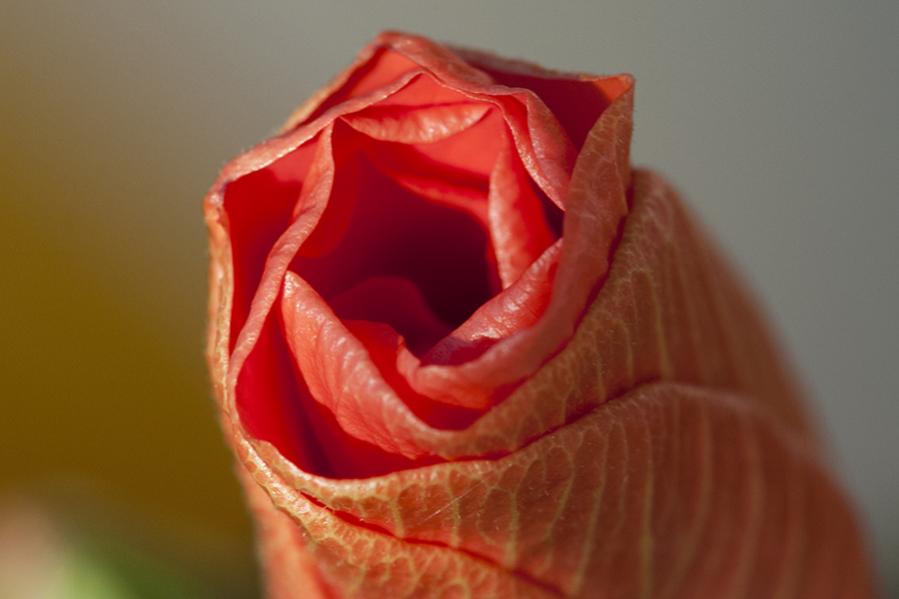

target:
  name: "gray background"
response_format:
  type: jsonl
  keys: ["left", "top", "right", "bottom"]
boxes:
{"left": 2, "top": 0, "right": 897, "bottom": 594}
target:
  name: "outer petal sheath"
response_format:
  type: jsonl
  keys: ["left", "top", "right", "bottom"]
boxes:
{"left": 208, "top": 169, "right": 874, "bottom": 597}
{"left": 246, "top": 383, "right": 873, "bottom": 599}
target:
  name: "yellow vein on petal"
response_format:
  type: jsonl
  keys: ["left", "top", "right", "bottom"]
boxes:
{"left": 667, "top": 396, "right": 712, "bottom": 595}
{"left": 569, "top": 421, "right": 614, "bottom": 594}
{"left": 533, "top": 451, "right": 575, "bottom": 579}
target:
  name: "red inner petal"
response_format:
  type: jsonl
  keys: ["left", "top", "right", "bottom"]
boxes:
{"left": 330, "top": 276, "right": 451, "bottom": 355}
{"left": 231, "top": 103, "right": 565, "bottom": 469}
{"left": 303, "top": 48, "right": 422, "bottom": 124}
{"left": 343, "top": 319, "right": 481, "bottom": 429}
{"left": 236, "top": 307, "right": 441, "bottom": 477}
{"left": 463, "top": 61, "right": 629, "bottom": 150}
{"left": 291, "top": 125, "right": 505, "bottom": 351}
{"left": 223, "top": 143, "right": 316, "bottom": 348}
{"left": 219, "top": 36, "right": 632, "bottom": 477}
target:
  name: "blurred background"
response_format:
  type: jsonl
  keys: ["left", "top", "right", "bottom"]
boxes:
{"left": 2, "top": 1, "right": 896, "bottom": 596}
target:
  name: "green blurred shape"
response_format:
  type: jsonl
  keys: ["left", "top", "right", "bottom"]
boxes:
{"left": 59, "top": 536, "right": 217, "bottom": 599}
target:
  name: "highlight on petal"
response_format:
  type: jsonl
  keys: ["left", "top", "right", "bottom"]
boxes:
{"left": 342, "top": 99, "right": 491, "bottom": 145}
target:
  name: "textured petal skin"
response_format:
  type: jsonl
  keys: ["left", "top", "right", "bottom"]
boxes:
{"left": 205, "top": 32, "right": 874, "bottom": 598}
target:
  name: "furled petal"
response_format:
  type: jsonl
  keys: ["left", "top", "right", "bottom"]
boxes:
{"left": 210, "top": 34, "right": 631, "bottom": 461}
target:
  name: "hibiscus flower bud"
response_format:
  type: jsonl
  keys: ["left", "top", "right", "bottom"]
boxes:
{"left": 204, "top": 31, "right": 874, "bottom": 598}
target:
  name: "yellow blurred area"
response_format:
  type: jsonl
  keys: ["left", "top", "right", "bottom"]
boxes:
{"left": 1, "top": 3, "right": 257, "bottom": 593}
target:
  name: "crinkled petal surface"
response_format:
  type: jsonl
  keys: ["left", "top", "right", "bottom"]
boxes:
{"left": 204, "top": 32, "right": 874, "bottom": 598}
